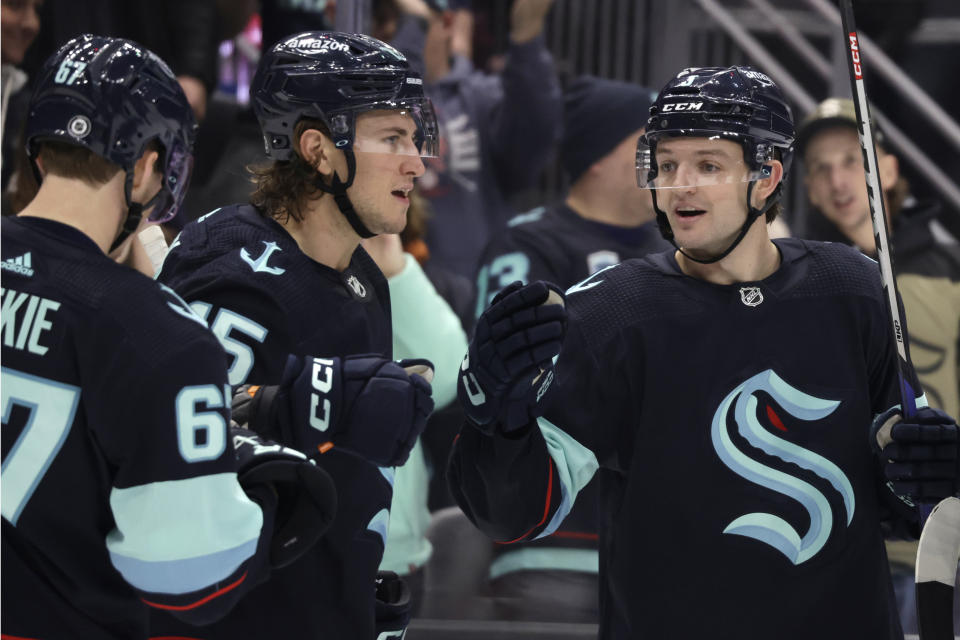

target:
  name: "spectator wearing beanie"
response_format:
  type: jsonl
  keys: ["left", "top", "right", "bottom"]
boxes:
{"left": 471, "top": 75, "right": 671, "bottom": 624}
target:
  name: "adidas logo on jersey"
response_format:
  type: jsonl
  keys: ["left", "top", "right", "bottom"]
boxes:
{"left": 2, "top": 252, "right": 34, "bottom": 277}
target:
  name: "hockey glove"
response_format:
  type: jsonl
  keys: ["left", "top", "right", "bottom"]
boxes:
{"left": 459, "top": 280, "right": 567, "bottom": 434}
{"left": 230, "top": 425, "right": 337, "bottom": 569}
{"left": 232, "top": 355, "right": 435, "bottom": 468}
{"left": 872, "top": 406, "right": 960, "bottom": 503}
{"left": 374, "top": 571, "right": 412, "bottom": 639}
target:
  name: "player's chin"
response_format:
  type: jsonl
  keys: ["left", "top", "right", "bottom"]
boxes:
{"left": 378, "top": 210, "right": 409, "bottom": 236}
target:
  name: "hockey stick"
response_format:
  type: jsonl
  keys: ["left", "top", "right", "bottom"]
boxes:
{"left": 915, "top": 497, "right": 960, "bottom": 639}
{"left": 838, "top": 0, "right": 917, "bottom": 420}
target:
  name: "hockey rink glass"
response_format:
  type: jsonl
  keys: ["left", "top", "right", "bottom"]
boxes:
{"left": 147, "top": 140, "right": 194, "bottom": 223}
{"left": 336, "top": 99, "right": 439, "bottom": 158}
{"left": 636, "top": 138, "right": 772, "bottom": 189}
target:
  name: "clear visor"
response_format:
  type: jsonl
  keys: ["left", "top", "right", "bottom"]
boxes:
{"left": 147, "top": 140, "right": 194, "bottom": 223}
{"left": 636, "top": 139, "right": 772, "bottom": 189}
{"left": 335, "top": 100, "right": 439, "bottom": 158}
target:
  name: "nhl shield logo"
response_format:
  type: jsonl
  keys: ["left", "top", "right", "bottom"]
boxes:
{"left": 739, "top": 286, "right": 763, "bottom": 307}
{"left": 346, "top": 275, "right": 367, "bottom": 298}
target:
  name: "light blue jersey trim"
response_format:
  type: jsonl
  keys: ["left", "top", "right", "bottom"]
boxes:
{"left": 871, "top": 393, "right": 930, "bottom": 431}
{"left": 489, "top": 548, "right": 599, "bottom": 580}
{"left": 106, "top": 472, "right": 262, "bottom": 593}
{"left": 534, "top": 417, "right": 599, "bottom": 539}
{"left": 367, "top": 508, "right": 390, "bottom": 545}
{"left": 109, "top": 538, "right": 258, "bottom": 595}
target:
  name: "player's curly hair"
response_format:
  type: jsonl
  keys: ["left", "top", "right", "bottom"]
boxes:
{"left": 248, "top": 118, "right": 330, "bottom": 224}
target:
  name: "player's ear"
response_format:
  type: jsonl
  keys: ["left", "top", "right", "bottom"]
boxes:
{"left": 298, "top": 128, "right": 336, "bottom": 178}
{"left": 752, "top": 159, "right": 783, "bottom": 207}
{"left": 131, "top": 149, "right": 160, "bottom": 190}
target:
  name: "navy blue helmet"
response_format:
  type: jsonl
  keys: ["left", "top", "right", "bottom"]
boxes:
{"left": 26, "top": 34, "right": 197, "bottom": 225}
{"left": 638, "top": 66, "right": 795, "bottom": 188}
{"left": 252, "top": 31, "right": 438, "bottom": 162}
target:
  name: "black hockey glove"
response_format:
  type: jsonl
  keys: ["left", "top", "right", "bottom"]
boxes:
{"left": 374, "top": 571, "right": 411, "bottom": 639}
{"left": 232, "top": 354, "right": 434, "bottom": 468}
{"left": 872, "top": 406, "right": 960, "bottom": 503}
{"left": 230, "top": 425, "right": 337, "bottom": 569}
{"left": 458, "top": 280, "right": 567, "bottom": 434}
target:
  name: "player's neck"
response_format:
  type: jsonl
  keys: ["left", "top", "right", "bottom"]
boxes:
{"left": 276, "top": 195, "right": 360, "bottom": 271}
{"left": 566, "top": 185, "right": 651, "bottom": 228}
{"left": 676, "top": 219, "right": 781, "bottom": 285}
{"left": 17, "top": 173, "right": 126, "bottom": 254}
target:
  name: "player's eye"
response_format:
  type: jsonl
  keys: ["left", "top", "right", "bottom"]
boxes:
{"left": 659, "top": 161, "right": 675, "bottom": 173}
{"left": 383, "top": 135, "right": 401, "bottom": 146}
{"left": 701, "top": 162, "right": 720, "bottom": 173}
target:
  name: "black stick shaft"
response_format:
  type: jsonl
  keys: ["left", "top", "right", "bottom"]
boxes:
{"left": 838, "top": 0, "right": 917, "bottom": 419}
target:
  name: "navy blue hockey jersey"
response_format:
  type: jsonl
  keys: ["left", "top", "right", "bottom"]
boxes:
{"left": 475, "top": 204, "right": 671, "bottom": 575}
{"left": 153, "top": 204, "right": 394, "bottom": 639}
{"left": 1, "top": 217, "right": 270, "bottom": 640}
{"left": 475, "top": 204, "right": 670, "bottom": 317}
{"left": 450, "top": 239, "right": 924, "bottom": 639}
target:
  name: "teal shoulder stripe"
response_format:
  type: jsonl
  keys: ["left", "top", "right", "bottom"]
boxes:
{"left": 535, "top": 417, "right": 599, "bottom": 539}
{"left": 367, "top": 507, "right": 390, "bottom": 545}
{"left": 106, "top": 472, "right": 262, "bottom": 567}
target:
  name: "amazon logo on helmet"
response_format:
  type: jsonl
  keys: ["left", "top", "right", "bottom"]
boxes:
{"left": 251, "top": 31, "right": 435, "bottom": 162}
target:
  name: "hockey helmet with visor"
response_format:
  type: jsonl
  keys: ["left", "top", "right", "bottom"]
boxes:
{"left": 252, "top": 31, "right": 438, "bottom": 238}
{"left": 637, "top": 66, "right": 795, "bottom": 262}
{"left": 26, "top": 35, "right": 197, "bottom": 249}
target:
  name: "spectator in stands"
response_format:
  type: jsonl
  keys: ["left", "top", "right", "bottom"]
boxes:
{"left": 798, "top": 97, "right": 960, "bottom": 418}
{"left": 2, "top": 0, "right": 41, "bottom": 210}
{"left": 393, "top": 0, "right": 562, "bottom": 281}
{"left": 469, "top": 76, "right": 670, "bottom": 623}
{"left": 798, "top": 97, "right": 960, "bottom": 635}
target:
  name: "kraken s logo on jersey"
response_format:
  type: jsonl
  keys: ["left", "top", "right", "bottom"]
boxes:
{"left": 711, "top": 369, "right": 853, "bottom": 565}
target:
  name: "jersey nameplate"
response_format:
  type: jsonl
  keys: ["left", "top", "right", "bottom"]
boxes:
{"left": 1, "top": 288, "right": 60, "bottom": 356}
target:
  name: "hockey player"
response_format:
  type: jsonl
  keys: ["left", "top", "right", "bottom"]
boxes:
{"left": 473, "top": 75, "right": 669, "bottom": 621}
{"left": 1, "top": 35, "right": 335, "bottom": 640}
{"left": 448, "top": 66, "right": 960, "bottom": 639}
{"left": 151, "top": 32, "right": 438, "bottom": 639}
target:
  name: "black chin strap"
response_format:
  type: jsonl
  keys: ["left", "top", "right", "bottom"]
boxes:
{"left": 109, "top": 171, "right": 167, "bottom": 254}
{"left": 109, "top": 202, "right": 145, "bottom": 253}
{"left": 652, "top": 182, "right": 781, "bottom": 265}
{"left": 313, "top": 150, "right": 375, "bottom": 239}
